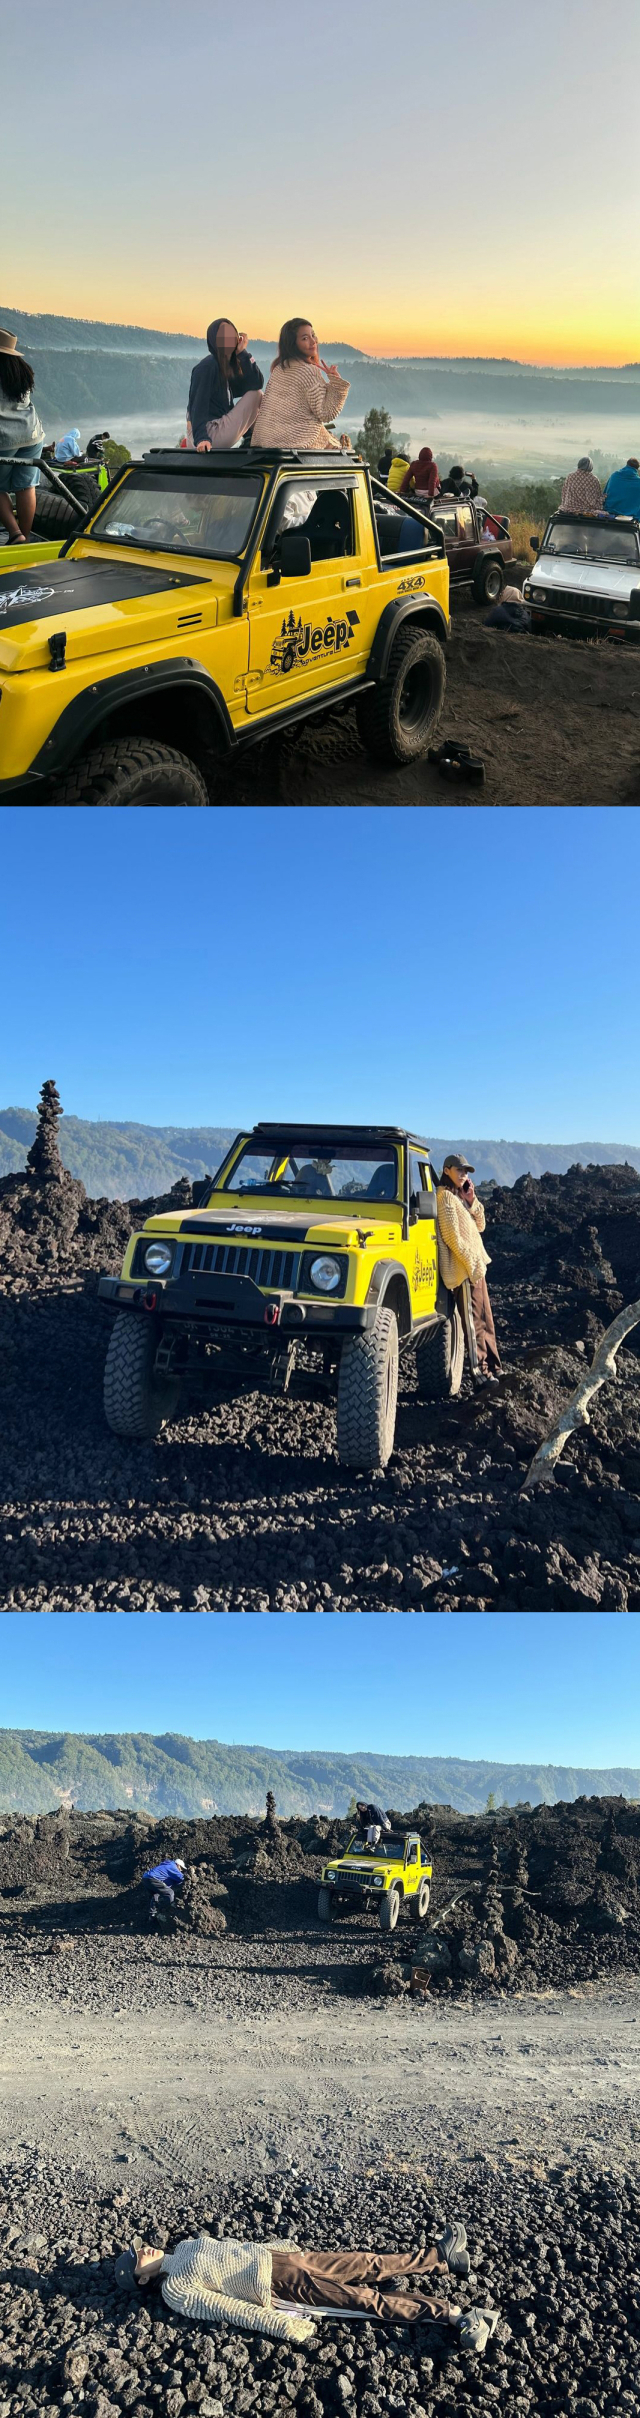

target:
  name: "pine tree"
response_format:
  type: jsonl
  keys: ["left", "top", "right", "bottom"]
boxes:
{"left": 26, "top": 1079, "right": 64, "bottom": 1182}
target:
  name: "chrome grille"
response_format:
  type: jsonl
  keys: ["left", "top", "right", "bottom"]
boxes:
{"left": 180, "top": 1239, "right": 298, "bottom": 1290}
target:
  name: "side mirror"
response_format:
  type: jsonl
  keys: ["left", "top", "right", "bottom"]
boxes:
{"left": 530, "top": 534, "right": 540, "bottom": 550}
{"left": 409, "top": 1188, "right": 435, "bottom": 1222}
{"left": 280, "top": 531, "right": 311, "bottom": 577}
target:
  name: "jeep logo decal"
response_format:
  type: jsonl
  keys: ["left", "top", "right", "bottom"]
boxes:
{"left": 269, "top": 607, "right": 360, "bottom": 676}
{"left": 0, "top": 583, "right": 56, "bottom": 615}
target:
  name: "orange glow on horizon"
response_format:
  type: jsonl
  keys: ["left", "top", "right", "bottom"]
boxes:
{"left": 10, "top": 276, "right": 639, "bottom": 371}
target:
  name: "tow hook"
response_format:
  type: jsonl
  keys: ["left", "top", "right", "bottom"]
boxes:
{"left": 264, "top": 1301, "right": 280, "bottom": 1326}
{"left": 144, "top": 1290, "right": 157, "bottom": 1312}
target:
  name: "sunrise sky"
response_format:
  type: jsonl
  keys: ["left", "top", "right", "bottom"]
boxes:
{"left": 3, "top": 0, "right": 639, "bottom": 367}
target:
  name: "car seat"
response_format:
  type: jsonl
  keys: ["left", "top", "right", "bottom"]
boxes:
{"left": 304, "top": 491, "right": 352, "bottom": 559}
{"left": 365, "top": 1165, "right": 396, "bottom": 1200}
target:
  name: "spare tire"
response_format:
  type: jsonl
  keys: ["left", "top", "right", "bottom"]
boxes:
{"left": 32, "top": 470, "right": 101, "bottom": 541}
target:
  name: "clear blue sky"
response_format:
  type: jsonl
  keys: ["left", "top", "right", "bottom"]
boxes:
{"left": 2, "top": 1615, "right": 640, "bottom": 1768}
{"left": 2, "top": 806, "right": 639, "bottom": 1144}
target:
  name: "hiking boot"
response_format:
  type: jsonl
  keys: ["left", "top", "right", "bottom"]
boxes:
{"left": 456, "top": 2306, "right": 500, "bottom": 2353}
{"left": 435, "top": 2222, "right": 470, "bottom": 2277}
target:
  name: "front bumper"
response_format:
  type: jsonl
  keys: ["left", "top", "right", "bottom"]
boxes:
{"left": 527, "top": 594, "right": 640, "bottom": 638}
{"left": 97, "top": 1269, "right": 378, "bottom": 1336}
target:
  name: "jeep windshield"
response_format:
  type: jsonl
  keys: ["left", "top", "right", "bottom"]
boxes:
{"left": 88, "top": 469, "right": 264, "bottom": 558}
{"left": 222, "top": 1141, "right": 400, "bottom": 1203}
{"left": 542, "top": 520, "right": 640, "bottom": 566}
{"left": 346, "top": 1835, "right": 407, "bottom": 1859}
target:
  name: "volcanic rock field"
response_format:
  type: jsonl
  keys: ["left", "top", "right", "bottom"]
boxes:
{"left": 1, "top": 1157, "right": 640, "bottom": 1610}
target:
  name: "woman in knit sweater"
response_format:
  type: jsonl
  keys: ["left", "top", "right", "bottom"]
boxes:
{"left": 252, "top": 318, "right": 351, "bottom": 453}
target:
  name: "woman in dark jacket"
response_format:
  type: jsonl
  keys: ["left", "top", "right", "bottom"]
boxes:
{"left": 187, "top": 317, "right": 263, "bottom": 451}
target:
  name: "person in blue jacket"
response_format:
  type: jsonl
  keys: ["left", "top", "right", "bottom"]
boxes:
{"left": 603, "top": 458, "right": 640, "bottom": 518}
{"left": 187, "top": 317, "right": 263, "bottom": 452}
{"left": 143, "top": 1857, "right": 186, "bottom": 1920}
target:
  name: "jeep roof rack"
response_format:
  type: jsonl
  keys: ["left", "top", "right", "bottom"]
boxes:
{"left": 251, "top": 1122, "right": 433, "bottom": 1154}
{"left": 141, "top": 449, "right": 363, "bottom": 473}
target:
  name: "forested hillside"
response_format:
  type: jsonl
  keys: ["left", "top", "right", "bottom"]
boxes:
{"left": 1, "top": 1730, "right": 638, "bottom": 1816}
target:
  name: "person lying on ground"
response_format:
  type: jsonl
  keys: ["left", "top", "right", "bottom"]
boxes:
{"left": 602, "top": 457, "right": 640, "bottom": 518}
{"left": 399, "top": 445, "right": 439, "bottom": 499}
{"left": 142, "top": 1857, "right": 186, "bottom": 1919}
{"left": 436, "top": 1155, "right": 502, "bottom": 1385}
{"left": 252, "top": 319, "right": 351, "bottom": 453}
{"left": 560, "top": 456, "right": 604, "bottom": 513}
{"left": 0, "top": 328, "right": 45, "bottom": 544}
{"left": 114, "top": 2223, "right": 501, "bottom": 2349}
{"left": 187, "top": 318, "right": 263, "bottom": 452}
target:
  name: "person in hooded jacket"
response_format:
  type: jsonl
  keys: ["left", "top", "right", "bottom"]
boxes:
{"left": 399, "top": 446, "right": 439, "bottom": 500}
{"left": 187, "top": 318, "right": 263, "bottom": 452}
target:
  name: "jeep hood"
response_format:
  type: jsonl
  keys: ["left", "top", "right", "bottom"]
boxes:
{"left": 141, "top": 1208, "right": 399, "bottom": 1246}
{"left": 532, "top": 558, "right": 639, "bottom": 601}
{"left": 0, "top": 554, "right": 217, "bottom": 672}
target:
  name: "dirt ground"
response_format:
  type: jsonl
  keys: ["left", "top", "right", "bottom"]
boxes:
{"left": 218, "top": 601, "right": 640, "bottom": 808}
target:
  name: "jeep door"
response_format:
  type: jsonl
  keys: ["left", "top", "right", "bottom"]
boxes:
{"left": 404, "top": 1840, "right": 420, "bottom": 1897}
{"left": 408, "top": 1153, "right": 439, "bottom": 1322}
{"left": 245, "top": 476, "right": 368, "bottom": 716}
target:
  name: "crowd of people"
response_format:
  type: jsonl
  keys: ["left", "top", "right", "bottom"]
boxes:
{"left": 2, "top": 304, "right": 640, "bottom": 551}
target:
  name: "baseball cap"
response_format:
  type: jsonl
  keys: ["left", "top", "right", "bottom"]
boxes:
{"left": 442, "top": 1152, "right": 475, "bottom": 1175}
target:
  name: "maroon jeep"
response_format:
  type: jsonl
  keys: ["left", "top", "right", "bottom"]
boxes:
{"left": 372, "top": 484, "right": 515, "bottom": 606}
{"left": 429, "top": 497, "right": 515, "bottom": 604}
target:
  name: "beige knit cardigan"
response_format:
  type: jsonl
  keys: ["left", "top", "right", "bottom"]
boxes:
{"left": 160, "top": 2233, "right": 316, "bottom": 2344}
{"left": 252, "top": 358, "right": 350, "bottom": 451}
{"left": 436, "top": 1186, "right": 490, "bottom": 1290}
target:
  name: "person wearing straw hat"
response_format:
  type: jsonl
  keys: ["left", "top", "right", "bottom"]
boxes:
{"left": 0, "top": 329, "right": 45, "bottom": 543}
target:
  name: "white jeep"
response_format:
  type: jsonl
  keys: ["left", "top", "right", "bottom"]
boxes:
{"left": 524, "top": 511, "right": 640, "bottom": 639}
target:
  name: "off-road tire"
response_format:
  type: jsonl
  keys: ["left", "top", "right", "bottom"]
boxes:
{"left": 50, "top": 740, "right": 209, "bottom": 805}
{"left": 409, "top": 1878, "right": 431, "bottom": 1924}
{"left": 473, "top": 555, "right": 505, "bottom": 606}
{"left": 336, "top": 1307, "right": 399, "bottom": 1469}
{"left": 104, "top": 1313, "right": 180, "bottom": 1439}
{"left": 317, "top": 1887, "right": 333, "bottom": 1924}
{"left": 380, "top": 1886, "right": 401, "bottom": 1932}
{"left": 31, "top": 488, "right": 80, "bottom": 539}
{"left": 415, "top": 1308, "right": 464, "bottom": 1400}
{"left": 355, "top": 626, "right": 446, "bottom": 764}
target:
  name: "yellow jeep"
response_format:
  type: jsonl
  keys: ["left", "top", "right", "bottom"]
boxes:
{"left": 318, "top": 1828, "right": 432, "bottom": 1932}
{"left": 0, "top": 448, "right": 449, "bottom": 802}
{"left": 97, "top": 1123, "right": 464, "bottom": 1470}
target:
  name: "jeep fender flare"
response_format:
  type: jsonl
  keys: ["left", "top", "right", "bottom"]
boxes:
{"left": 365, "top": 1259, "right": 413, "bottom": 1338}
{"left": 29, "top": 658, "right": 235, "bottom": 781}
{"left": 368, "top": 598, "right": 449, "bottom": 683}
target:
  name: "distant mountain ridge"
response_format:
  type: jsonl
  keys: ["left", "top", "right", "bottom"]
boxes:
{"left": 1, "top": 1729, "right": 638, "bottom": 1817}
{"left": 3, "top": 307, "right": 639, "bottom": 431}
{"left": 1, "top": 1107, "right": 638, "bottom": 1199}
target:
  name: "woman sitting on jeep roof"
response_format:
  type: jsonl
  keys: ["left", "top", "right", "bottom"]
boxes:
{"left": 187, "top": 317, "right": 263, "bottom": 452}
{"left": 252, "top": 318, "right": 352, "bottom": 453}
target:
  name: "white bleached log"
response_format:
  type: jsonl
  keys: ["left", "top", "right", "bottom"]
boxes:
{"left": 520, "top": 1297, "right": 640, "bottom": 1492}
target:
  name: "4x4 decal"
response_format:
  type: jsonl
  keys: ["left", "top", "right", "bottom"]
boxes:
{"left": 269, "top": 607, "right": 360, "bottom": 676}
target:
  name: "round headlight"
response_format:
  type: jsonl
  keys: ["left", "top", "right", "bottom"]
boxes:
{"left": 536, "top": 589, "right": 546, "bottom": 603}
{"left": 326, "top": 1868, "right": 336, "bottom": 1881}
{"left": 144, "top": 1242, "right": 173, "bottom": 1277}
{"left": 309, "top": 1256, "right": 341, "bottom": 1293}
